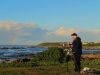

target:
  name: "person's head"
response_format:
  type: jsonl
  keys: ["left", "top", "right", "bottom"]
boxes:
{"left": 71, "top": 33, "right": 78, "bottom": 40}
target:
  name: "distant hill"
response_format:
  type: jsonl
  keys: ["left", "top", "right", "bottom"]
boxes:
{"left": 38, "top": 42, "right": 64, "bottom": 47}
{"left": 38, "top": 42, "right": 100, "bottom": 50}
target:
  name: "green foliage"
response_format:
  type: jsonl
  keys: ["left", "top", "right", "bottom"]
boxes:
{"left": 0, "top": 47, "right": 99, "bottom": 75}
{"left": 0, "top": 68, "right": 35, "bottom": 75}
{"left": 37, "top": 47, "right": 64, "bottom": 62}
{"left": 0, "top": 62, "right": 38, "bottom": 68}
{"left": 38, "top": 42, "right": 62, "bottom": 47}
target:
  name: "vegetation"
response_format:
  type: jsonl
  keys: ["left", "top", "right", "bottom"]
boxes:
{"left": 38, "top": 42, "right": 62, "bottom": 47}
{"left": 0, "top": 47, "right": 99, "bottom": 75}
{"left": 37, "top": 47, "right": 64, "bottom": 62}
{"left": 38, "top": 42, "right": 100, "bottom": 49}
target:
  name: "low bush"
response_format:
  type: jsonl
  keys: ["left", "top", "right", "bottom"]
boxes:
{"left": 37, "top": 47, "right": 64, "bottom": 62}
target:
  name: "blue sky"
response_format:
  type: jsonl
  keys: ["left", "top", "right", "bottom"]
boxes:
{"left": 0, "top": 0, "right": 100, "bottom": 29}
{"left": 0, "top": 0, "right": 100, "bottom": 45}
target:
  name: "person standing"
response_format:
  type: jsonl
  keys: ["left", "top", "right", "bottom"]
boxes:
{"left": 70, "top": 33, "right": 82, "bottom": 73}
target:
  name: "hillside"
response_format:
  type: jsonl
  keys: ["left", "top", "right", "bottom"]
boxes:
{"left": 38, "top": 42, "right": 100, "bottom": 50}
{"left": 38, "top": 42, "right": 63, "bottom": 47}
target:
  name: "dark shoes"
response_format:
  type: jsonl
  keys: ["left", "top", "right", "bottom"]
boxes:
{"left": 74, "top": 69, "right": 80, "bottom": 74}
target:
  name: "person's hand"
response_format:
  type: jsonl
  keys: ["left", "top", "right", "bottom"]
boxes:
{"left": 67, "top": 42, "right": 72, "bottom": 45}
{"left": 67, "top": 42, "right": 73, "bottom": 48}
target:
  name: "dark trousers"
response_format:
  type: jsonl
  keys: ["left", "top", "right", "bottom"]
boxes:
{"left": 73, "top": 53, "right": 81, "bottom": 72}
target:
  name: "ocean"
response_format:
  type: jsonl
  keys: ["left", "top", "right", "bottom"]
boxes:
{"left": 0, "top": 45, "right": 99, "bottom": 61}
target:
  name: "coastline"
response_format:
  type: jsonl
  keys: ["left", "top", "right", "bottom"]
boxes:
{"left": 82, "top": 54, "right": 100, "bottom": 59}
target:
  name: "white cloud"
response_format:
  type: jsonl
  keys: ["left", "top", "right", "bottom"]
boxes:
{"left": 48, "top": 26, "right": 80, "bottom": 36}
{"left": 47, "top": 26, "right": 100, "bottom": 42}
{"left": 0, "top": 21, "right": 100, "bottom": 45}
{"left": 0, "top": 21, "right": 44, "bottom": 45}
{"left": 0, "top": 21, "right": 36, "bottom": 30}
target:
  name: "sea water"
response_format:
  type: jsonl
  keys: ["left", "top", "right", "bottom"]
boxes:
{"left": 0, "top": 45, "right": 100, "bottom": 61}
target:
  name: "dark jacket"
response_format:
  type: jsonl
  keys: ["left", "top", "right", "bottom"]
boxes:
{"left": 72, "top": 37, "right": 82, "bottom": 54}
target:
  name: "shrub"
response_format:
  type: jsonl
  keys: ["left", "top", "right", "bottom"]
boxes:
{"left": 37, "top": 47, "right": 64, "bottom": 62}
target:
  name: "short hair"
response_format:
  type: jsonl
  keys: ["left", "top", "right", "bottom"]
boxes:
{"left": 71, "top": 33, "right": 77, "bottom": 36}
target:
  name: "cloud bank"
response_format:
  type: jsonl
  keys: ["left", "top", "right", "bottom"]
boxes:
{"left": 0, "top": 21, "right": 100, "bottom": 45}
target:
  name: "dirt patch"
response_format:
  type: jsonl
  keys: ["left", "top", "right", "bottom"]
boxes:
{"left": 82, "top": 54, "right": 100, "bottom": 59}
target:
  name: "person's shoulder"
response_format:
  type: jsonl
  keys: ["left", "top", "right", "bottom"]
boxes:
{"left": 77, "top": 37, "right": 81, "bottom": 41}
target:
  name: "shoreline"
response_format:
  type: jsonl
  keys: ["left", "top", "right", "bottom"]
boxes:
{"left": 0, "top": 53, "right": 100, "bottom": 63}
{"left": 82, "top": 54, "right": 100, "bottom": 59}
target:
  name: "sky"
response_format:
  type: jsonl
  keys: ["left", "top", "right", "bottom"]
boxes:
{"left": 0, "top": 0, "right": 100, "bottom": 45}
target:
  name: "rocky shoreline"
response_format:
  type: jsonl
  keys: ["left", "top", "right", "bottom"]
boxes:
{"left": 82, "top": 54, "right": 100, "bottom": 59}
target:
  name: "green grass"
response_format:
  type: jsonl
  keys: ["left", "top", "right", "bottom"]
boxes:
{"left": 0, "top": 59, "right": 99, "bottom": 75}
{"left": 0, "top": 47, "right": 99, "bottom": 75}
